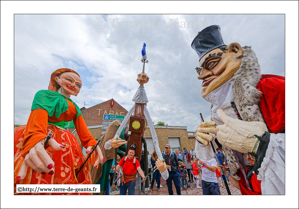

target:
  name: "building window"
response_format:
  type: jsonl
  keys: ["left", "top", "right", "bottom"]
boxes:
{"left": 168, "top": 137, "right": 180, "bottom": 152}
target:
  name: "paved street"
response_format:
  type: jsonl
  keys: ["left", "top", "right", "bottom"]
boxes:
{"left": 110, "top": 178, "right": 241, "bottom": 195}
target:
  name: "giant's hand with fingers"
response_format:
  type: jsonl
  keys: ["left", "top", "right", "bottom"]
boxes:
{"left": 86, "top": 144, "right": 104, "bottom": 167}
{"left": 17, "top": 137, "right": 104, "bottom": 181}
{"left": 216, "top": 109, "right": 268, "bottom": 153}
{"left": 111, "top": 138, "right": 127, "bottom": 148}
{"left": 195, "top": 121, "right": 218, "bottom": 145}
{"left": 17, "top": 137, "right": 64, "bottom": 181}
{"left": 195, "top": 109, "right": 268, "bottom": 153}
{"left": 156, "top": 158, "right": 167, "bottom": 173}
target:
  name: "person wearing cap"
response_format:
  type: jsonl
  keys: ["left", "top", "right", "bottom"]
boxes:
{"left": 190, "top": 25, "right": 285, "bottom": 195}
{"left": 114, "top": 145, "right": 146, "bottom": 195}
{"left": 163, "top": 144, "right": 181, "bottom": 195}
{"left": 14, "top": 68, "right": 104, "bottom": 194}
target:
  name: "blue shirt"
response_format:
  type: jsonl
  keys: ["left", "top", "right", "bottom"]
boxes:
{"left": 110, "top": 159, "right": 116, "bottom": 173}
{"left": 217, "top": 152, "right": 223, "bottom": 165}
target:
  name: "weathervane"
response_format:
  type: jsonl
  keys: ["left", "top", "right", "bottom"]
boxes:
{"left": 141, "top": 43, "right": 148, "bottom": 73}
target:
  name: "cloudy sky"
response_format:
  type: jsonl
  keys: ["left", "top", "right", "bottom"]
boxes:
{"left": 14, "top": 14, "right": 285, "bottom": 131}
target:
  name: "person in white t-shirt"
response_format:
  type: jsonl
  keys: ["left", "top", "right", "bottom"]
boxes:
{"left": 194, "top": 140, "right": 221, "bottom": 195}
{"left": 197, "top": 157, "right": 220, "bottom": 195}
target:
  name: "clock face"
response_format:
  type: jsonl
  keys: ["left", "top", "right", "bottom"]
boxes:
{"left": 132, "top": 120, "right": 141, "bottom": 130}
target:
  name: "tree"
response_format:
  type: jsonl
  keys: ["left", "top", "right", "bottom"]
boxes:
{"left": 156, "top": 121, "right": 165, "bottom": 126}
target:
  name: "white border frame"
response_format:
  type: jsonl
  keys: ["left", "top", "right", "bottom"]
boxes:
{"left": 1, "top": 1, "right": 298, "bottom": 208}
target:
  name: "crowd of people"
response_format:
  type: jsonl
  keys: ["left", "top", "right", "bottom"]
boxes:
{"left": 105, "top": 143, "right": 230, "bottom": 195}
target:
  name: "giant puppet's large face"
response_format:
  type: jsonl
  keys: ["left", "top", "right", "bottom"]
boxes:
{"left": 197, "top": 43, "right": 244, "bottom": 98}
{"left": 137, "top": 72, "right": 149, "bottom": 85}
{"left": 55, "top": 72, "right": 82, "bottom": 96}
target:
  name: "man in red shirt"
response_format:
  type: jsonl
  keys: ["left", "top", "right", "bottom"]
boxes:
{"left": 218, "top": 153, "right": 261, "bottom": 195}
{"left": 115, "top": 145, "right": 146, "bottom": 195}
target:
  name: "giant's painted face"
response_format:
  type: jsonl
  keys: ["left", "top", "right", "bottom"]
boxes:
{"left": 55, "top": 72, "right": 82, "bottom": 96}
{"left": 137, "top": 72, "right": 149, "bottom": 85}
{"left": 197, "top": 43, "right": 243, "bottom": 98}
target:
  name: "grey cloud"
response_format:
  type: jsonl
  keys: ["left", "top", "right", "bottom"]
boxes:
{"left": 15, "top": 14, "right": 284, "bottom": 131}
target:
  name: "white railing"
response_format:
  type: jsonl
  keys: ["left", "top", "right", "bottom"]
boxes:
{"left": 187, "top": 131, "right": 195, "bottom": 136}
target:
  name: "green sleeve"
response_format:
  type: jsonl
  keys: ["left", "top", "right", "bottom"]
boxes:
{"left": 117, "top": 149, "right": 125, "bottom": 158}
{"left": 119, "top": 128, "right": 125, "bottom": 139}
{"left": 119, "top": 144, "right": 127, "bottom": 152}
{"left": 117, "top": 144, "right": 127, "bottom": 158}
{"left": 115, "top": 126, "right": 127, "bottom": 157}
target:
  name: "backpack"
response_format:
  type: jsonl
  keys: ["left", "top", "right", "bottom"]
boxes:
{"left": 123, "top": 155, "right": 137, "bottom": 168}
{"left": 163, "top": 151, "right": 178, "bottom": 172}
{"left": 162, "top": 151, "right": 175, "bottom": 159}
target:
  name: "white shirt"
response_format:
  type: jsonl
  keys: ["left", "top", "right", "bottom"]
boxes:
{"left": 201, "top": 158, "right": 218, "bottom": 183}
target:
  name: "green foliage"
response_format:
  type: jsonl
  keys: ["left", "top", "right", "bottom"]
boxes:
{"left": 156, "top": 121, "right": 165, "bottom": 126}
{"left": 14, "top": 124, "right": 22, "bottom": 127}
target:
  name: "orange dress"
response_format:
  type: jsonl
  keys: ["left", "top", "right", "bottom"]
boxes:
{"left": 14, "top": 95, "right": 98, "bottom": 195}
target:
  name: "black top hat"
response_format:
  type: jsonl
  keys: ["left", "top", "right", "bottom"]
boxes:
{"left": 191, "top": 25, "right": 226, "bottom": 61}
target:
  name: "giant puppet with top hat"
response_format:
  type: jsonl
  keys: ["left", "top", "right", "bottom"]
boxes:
{"left": 14, "top": 68, "right": 104, "bottom": 194}
{"left": 190, "top": 25, "right": 285, "bottom": 195}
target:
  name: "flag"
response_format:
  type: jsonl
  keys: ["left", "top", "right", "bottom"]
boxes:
{"left": 110, "top": 99, "right": 115, "bottom": 108}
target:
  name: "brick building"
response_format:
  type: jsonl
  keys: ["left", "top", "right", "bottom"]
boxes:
{"left": 72, "top": 99, "right": 196, "bottom": 154}
{"left": 81, "top": 99, "right": 128, "bottom": 126}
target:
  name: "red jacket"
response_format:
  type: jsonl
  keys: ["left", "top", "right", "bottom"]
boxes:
{"left": 237, "top": 168, "right": 261, "bottom": 195}
{"left": 191, "top": 163, "right": 199, "bottom": 175}
{"left": 236, "top": 74, "right": 284, "bottom": 195}
{"left": 186, "top": 152, "right": 191, "bottom": 163}
{"left": 256, "top": 74, "right": 285, "bottom": 133}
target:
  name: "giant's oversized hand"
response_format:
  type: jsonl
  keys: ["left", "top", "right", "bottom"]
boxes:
{"left": 156, "top": 158, "right": 167, "bottom": 173}
{"left": 195, "top": 121, "right": 218, "bottom": 145}
{"left": 86, "top": 145, "right": 104, "bottom": 167}
{"left": 216, "top": 109, "right": 268, "bottom": 153}
{"left": 17, "top": 137, "right": 64, "bottom": 181}
{"left": 111, "top": 138, "right": 127, "bottom": 148}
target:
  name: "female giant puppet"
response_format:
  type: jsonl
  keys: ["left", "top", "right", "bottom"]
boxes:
{"left": 191, "top": 25, "right": 285, "bottom": 195}
{"left": 14, "top": 68, "right": 103, "bottom": 194}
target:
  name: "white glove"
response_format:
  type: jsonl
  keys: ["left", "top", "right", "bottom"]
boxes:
{"left": 195, "top": 121, "right": 218, "bottom": 145}
{"left": 216, "top": 109, "right": 268, "bottom": 153}
{"left": 17, "top": 137, "right": 64, "bottom": 181}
